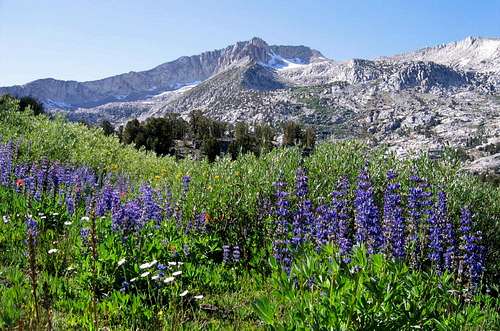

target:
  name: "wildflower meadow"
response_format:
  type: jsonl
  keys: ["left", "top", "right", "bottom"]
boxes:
{"left": 0, "top": 107, "right": 499, "bottom": 329}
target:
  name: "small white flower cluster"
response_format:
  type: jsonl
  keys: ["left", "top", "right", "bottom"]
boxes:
{"left": 2, "top": 215, "right": 9, "bottom": 224}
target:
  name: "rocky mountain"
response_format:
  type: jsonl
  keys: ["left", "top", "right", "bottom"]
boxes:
{"left": 0, "top": 37, "right": 322, "bottom": 109}
{"left": 1, "top": 36, "right": 499, "bottom": 174}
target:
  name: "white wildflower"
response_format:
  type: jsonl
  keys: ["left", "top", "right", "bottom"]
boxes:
{"left": 117, "top": 258, "right": 126, "bottom": 267}
{"left": 194, "top": 295, "right": 204, "bottom": 300}
{"left": 163, "top": 277, "right": 175, "bottom": 284}
{"left": 130, "top": 277, "right": 137, "bottom": 283}
{"left": 140, "top": 271, "right": 150, "bottom": 278}
{"left": 172, "top": 271, "right": 182, "bottom": 276}
{"left": 64, "top": 221, "right": 72, "bottom": 226}
{"left": 168, "top": 262, "right": 177, "bottom": 266}
{"left": 179, "top": 290, "right": 188, "bottom": 297}
{"left": 2, "top": 215, "right": 9, "bottom": 224}
{"left": 139, "top": 262, "right": 149, "bottom": 269}
{"left": 151, "top": 275, "right": 160, "bottom": 281}
{"left": 48, "top": 249, "right": 58, "bottom": 255}
{"left": 81, "top": 216, "right": 89, "bottom": 222}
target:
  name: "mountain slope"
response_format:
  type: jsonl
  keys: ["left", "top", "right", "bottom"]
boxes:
{"left": 384, "top": 36, "right": 500, "bottom": 73}
{"left": 0, "top": 37, "right": 322, "bottom": 109}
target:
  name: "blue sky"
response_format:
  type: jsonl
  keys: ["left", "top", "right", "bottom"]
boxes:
{"left": 0, "top": 0, "right": 499, "bottom": 86}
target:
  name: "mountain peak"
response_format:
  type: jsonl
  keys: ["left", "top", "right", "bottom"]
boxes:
{"left": 248, "top": 37, "right": 269, "bottom": 48}
{"left": 385, "top": 36, "right": 500, "bottom": 73}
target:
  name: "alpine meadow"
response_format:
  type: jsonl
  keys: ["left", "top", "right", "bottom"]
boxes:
{"left": 1, "top": 1, "right": 499, "bottom": 329}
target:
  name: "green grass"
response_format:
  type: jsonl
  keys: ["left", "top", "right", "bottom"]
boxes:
{"left": 0, "top": 106, "right": 499, "bottom": 329}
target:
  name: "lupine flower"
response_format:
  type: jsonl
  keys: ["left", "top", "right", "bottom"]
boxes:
{"left": 80, "top": 227, "right": 90, "bottom": 246}
{"left": 181, "top": 176, "right": 191, "bottom": 196}
{"left": 354, "top": 169, "right": 382, "bottom": 254}
{"left": 427, "top": 191, "right": 449, "bottom": 271}
{"left": 232, "top": 245, "right": 241, "bottom": 262}
{"left": 272, "top": 179, "right": 292, "bottom": 273}
{"left": 292, "top": 168, "right": 314, "bottom": 247}
{"left": 26, "top": 216, "right": 38, "bottom": 239}
{"left": 460, "top": 208, "right": 484, "bottom": 288}
{"left": 140, "top": 184, "right": 162, "bottom": 225}
{"left": 407, "top": 174, "right": 433, "bottom": 268}
{"left": 120, "top": 281, "right": 130, "bottom": 293}
{"left": 222, "top": 245, "right": 230, "bottom": 263}
{"left": 383, "top": 170, "right": 406, "bottom": 259}
{"left": 65, "top": 191, "right": 75, "bottom": 216}
{"left": 332, "top": 176, "right": 352, "bottom": 262}
{"left": 163, "top": 188, "right": 173, "bottom": 218}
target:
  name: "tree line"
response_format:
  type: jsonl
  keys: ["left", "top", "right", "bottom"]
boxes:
{"left": 106, "top": 110, "right": 316, "bottom": 161}
{"left": 0, "top": 94, "right": 316, "bottom": 162}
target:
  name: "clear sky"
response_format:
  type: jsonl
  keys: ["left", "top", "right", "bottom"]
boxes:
{"left": 1, "top": 0, "right": 499, "bottom": 86}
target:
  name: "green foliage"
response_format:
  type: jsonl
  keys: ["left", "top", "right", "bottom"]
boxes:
{"left": 0, "top": 106, "right": 499, "bottom": 328}
{"left": 100, "top": 120, "right": 115, "bottom": 136}
{"left": 254, "top": 245, "right": 500, "bottom": 330}
{"left": 19, "top": 96, "right": 45, "bottom": 116}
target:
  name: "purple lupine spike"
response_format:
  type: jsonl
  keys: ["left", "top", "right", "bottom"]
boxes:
{"left": 0, "top": 141, "right": 13, "bottom": 186}
{"left": 222, "top": 245, "right": 230, "bottom": 264}
{"left": 26, "top": 216, "right": 38, "bottom": 239}
{"left": 407, "top": 173, "right": 433, "bottom": 268}
{"left": 354, "top": 168, "right": 382, "bottom": 254}
{"left": 139, "top": 183, "right": 162, "bottom": 225}
{"left": 232, "top": 245, "right": 241, "bottom": 262}
{"left": 383, "top": 170, "right": 405, "bottom": 259}
{"left": 80, "top": 227, "right": 90, "bottom": 246}
{"left": 332, "top": 176, "right": 352, "bottom": 261}
{"left": 181, "top": 175, "right": 191, "bottom": 196}
{"left": 291, "top": 168, "right": 313, "bottom": 247}
{"left": 65, "top": 190, "right": 75, "bottom": 216}
{"left": 314, "top": 203, "right": 332, "bottom": 249}
{"left": 272, "top": 179, "right": 292, "bottom": 273}
{"left": 164, "top": 188, "right": 173, "bottom": 219}
{"left": 295, "top": 168, "right": 308, "bottom": 199}
{"left": 459, "top": 208, "right": 484, "bottom": 289}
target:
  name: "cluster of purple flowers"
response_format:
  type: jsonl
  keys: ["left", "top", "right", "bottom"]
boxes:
{"left": 222, "top": 244, "right": 240, "bottom": 264}
{"left": 0, "top": 140, "right": 202, "bottom": 240}
{"left": 271, "top": 166, "right": 486, "bottom": 287}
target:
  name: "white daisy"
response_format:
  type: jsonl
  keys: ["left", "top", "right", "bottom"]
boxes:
{"left": 117, "top": 258, "right": 126, "bottom": 267}
{"left": 194, "top": 295, "right": 204, "bottom": 300}
{"left": 172, "top": 271, "right": 182, "bottom": 276}
{"left": 179, "top": 290, "right": 188, "bottom": 297}
{"left": 163, "top": 277, "right": 175, "bottom": 284}
{"left": 151, "top": 275, "right": 160, "bottom": 281}
{"left": 48, "top": 249, "right": 58, "bottom": 254}
{"left": 140, "top": 271, "right": 150, "bottom": 278}
{"left": 64, "top": 221, "right": 72, "bottom": 226}
{"left": 139, "top": 263, "right": 149, "bottom": 269}
{"left": 168, "top": 262, "right": 177, "bottom": 266}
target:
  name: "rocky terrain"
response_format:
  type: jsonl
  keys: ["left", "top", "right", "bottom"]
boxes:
{"left": 1, "top": 36, "right": 499, "bottom": 173}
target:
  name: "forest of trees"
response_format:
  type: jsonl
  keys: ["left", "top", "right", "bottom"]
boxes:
{"left": 114, "top": 111, "right": 316, "bottom": 161}
{"left": 0, "top": 94, "right": 316, "bottom": 162}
